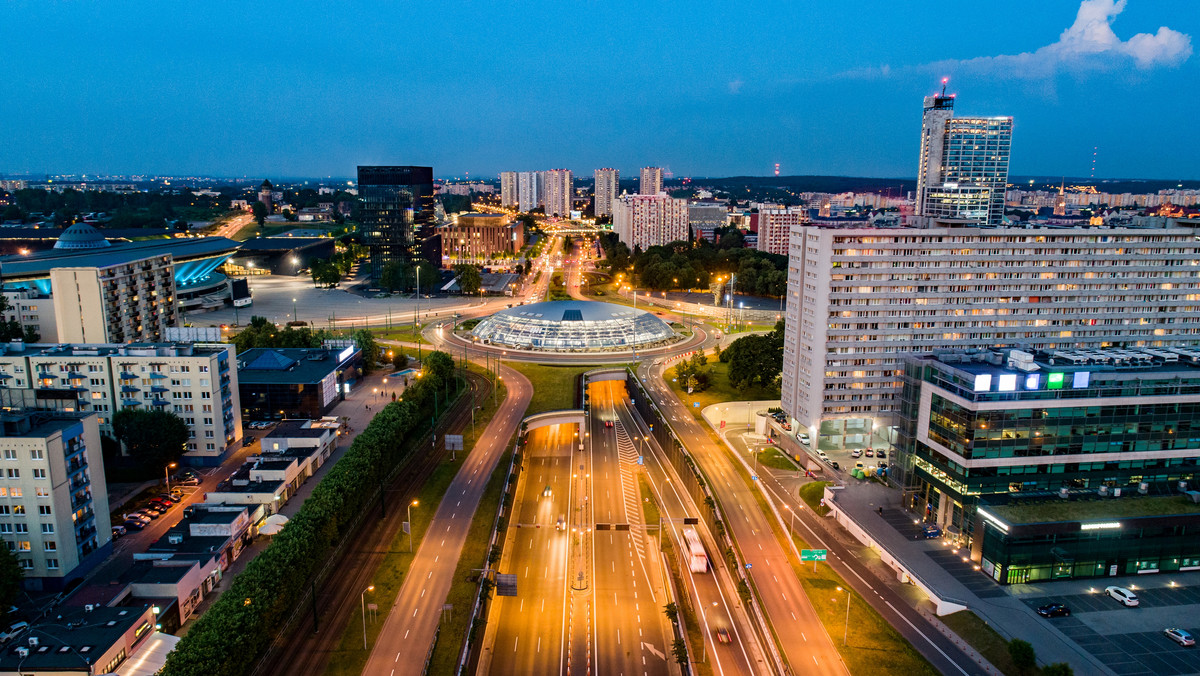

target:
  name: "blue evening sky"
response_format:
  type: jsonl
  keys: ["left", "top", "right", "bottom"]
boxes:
{"left": 2, "top": 1, "right": 1196, "bottom": 180}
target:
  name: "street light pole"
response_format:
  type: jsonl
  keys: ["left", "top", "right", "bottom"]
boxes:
{"left": 838, "top": 586, "right": 850, "bottom": 646}
{"left": 164, "top": 462, "right": 176, "bottom": 494}
{"left": 292, "top": 298, "right": 298, "bottom": 324}
{"left": 408, "top": 500, "right": 419, "bottom": 552}
{"left": 361, "top": 585, "right": 375, "bottom": 650}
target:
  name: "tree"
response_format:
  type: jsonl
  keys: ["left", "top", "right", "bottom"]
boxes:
{"left": 663, "top": 602, "right": 678, "bottom": 624}
{"left": 0, "top": 547, "right": 21, "bottom": 622}
{"left": 454, "top": 264, "right": 483, "bottom": 296}
{"left": 1008, "top": 638, "right": 1037, "bottom": 675}
{"left": 671, "top": 638, "right": 688, "bottom": 665}
{"left": 353, "top": 329, "right": 380, "bottom": 373}
{"left": 379, "top": 260, "right": 407, "bottom": 292}
{"left": 251, "top": 200, "right": 267, "bottom": 227}
{"left": 1042, "top": 664, "right": 1074, "bottom": 676}
{"left": 391, "top": 351, "right": 409, "bottom": 370}
{"left": 111, "top": 409, "right": 189, "bottom": 469}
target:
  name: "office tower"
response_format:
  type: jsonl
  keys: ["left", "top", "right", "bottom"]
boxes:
{"left": 916, "top": 87, "right": 1012, "bottom": 226}
{"left": 499, "top": 171, "right": 518, "bottom": 208}
{"left": 0, "top": 411, "right": 111, "bottom": 590}
{"left": 594, "top": 168, "right": 619, "bottom": 217}
{"left": 543, "top": 169, "right": 573, "bottom": 217}
{"left": 357, "top": 166, "right": 437, "bottom": 278}
{"left": 0, "top": 342, "right": 242, "bottom": 466}
{"left": 612, "top": 194, "right": 688, "bottom": 249}
{"left": 516, "top": 171, "right": 540, "bottom": 213}
{"left": 779, "top": 218, "right": 1200, "bottom": 454}
{"left": 50, "top": 253, "right": 177, "bottom": 343}
{"left": 754, "top": 207, "right": 806, "bottom": 256}
{"left": 640, "top": 167, "right": 663, "bottom": 196}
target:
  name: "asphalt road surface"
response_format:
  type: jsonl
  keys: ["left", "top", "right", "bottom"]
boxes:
{"left": 363, "top": 361, "right": 532, "bottom": 675}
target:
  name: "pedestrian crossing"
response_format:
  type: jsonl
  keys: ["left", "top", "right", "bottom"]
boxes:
{"left": 613, "top": 420, "right": 646, "bottom": 559}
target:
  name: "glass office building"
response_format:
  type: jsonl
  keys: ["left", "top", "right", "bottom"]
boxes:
{"left": 897, "top": 347, "right": 1200, "bottom": 583}
{"left": 471, "top": 301, "right": 676, "bottom": 352}
{"left": 357, "top": 166, "right": 437, "bottom": 280}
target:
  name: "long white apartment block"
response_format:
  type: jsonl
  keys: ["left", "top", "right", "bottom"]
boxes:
{"left": 781, "top": 219, "right": 1200, "bottom": 448}
{"left": 499, "top": 171, "right": 518, "bottom": 208}
{"left": 612, "top": 194, "right": 688, "bottom": 249}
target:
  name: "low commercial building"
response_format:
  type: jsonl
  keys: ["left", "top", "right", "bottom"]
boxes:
{"left": 136, "top": 505, "right": 253, "bottom": 578}
{"left": 237, "top": 344, "right": 362, "bottom": 420}
{"left": 0, "top": 411, "right": 110, "bottom": 591}
{"left": 227, "top": 236, "right": 336, "bottom": 276}
{"left": 688, "top": 204, "right": 726, "bottom": 242}
{"left": 897, "top": 347, "right": 1200, "bottom": 583}
{"left": 440, "top": 213, "right": 525, "bottom": 261}
{"left": 0, "top": 341, "right": 242, "bottom": 466}
{"left": 0, "top": 604, "right": 160, "bottom": 675}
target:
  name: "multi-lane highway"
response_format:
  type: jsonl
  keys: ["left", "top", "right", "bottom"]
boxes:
{"left": 482, "top": 423, "right": 575, "bottom": 675}
{"left": 363, "top": 362, "right": 531, "bottom": 676}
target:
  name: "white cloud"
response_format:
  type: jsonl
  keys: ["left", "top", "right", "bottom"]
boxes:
{"left": 931, "top": 0, "right": 1191, "bottom": 77}
{"left": 728, "top": 78, "right": 744, "bottom": 94}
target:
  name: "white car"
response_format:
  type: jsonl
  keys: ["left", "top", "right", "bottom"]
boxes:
{"left": 799, "top": 433, "right": 812, "bottom": 446}
{"left": 1165, "top": 628, "right": 1195, "bottom": 646}
{"left": 850, "top": 450, "right": 863, "bottom": 458}
{"left": 1105, "top": 586, "right": 1139, "bottom": 607}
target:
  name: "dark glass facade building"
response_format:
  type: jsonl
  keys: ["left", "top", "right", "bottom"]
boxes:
{"left": 896, "top": 347, "right": 1200, "bottom": 583}
{"left": 357, "top": 166, "right": 438, "bottom": 279}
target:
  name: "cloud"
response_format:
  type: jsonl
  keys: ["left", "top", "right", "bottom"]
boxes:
{"left": 728, "top": 78, "right": 744, "bottom": 94}
{"left": 931, "top": 0, "right": 1191, "bottom": 77}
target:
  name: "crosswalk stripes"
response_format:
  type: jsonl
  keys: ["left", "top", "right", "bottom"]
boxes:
{"left": 612, "top": 421, "right": 646, "bottom": 558}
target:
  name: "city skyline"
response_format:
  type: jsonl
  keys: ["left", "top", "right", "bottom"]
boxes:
{"left": 1, "top": 1, "right": 1196, "bottom": 180}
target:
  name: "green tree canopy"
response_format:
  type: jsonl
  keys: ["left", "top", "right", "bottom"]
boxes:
{"left": 111, "top": 409, "right": 189, "bottom": 470}
{"left": 352, "top": 329, "right": 380, "bottom": 373}
{"left": 721, "top": 320, "right": 785, "bottom": 391}
{"left": 454, "top": 263, "right": 483, "bottom": 295}
{"left": 0, "top": 547, "right": 21, "bottom": 622}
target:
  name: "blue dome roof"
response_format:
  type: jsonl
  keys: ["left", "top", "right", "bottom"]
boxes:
{"left": 53, "top": 223, "right": 112, "bottom": 250}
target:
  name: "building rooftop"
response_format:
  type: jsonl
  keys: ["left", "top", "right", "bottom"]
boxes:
{"left": 0, "top": 605, "right": 153, "bottom": 671}
{"left": 131, "top": 562, "right": 197, "bottom": 585}
{"left": 0, "top": 341, "right": 231, "bottom": 359}
{"left": 237, "top": 346, "right": 358, "bottom": 386}
{"left": 985, "top": 493, "right": 1200, "bottom": 525}
{"left": 264, "top": 420, "right": 334, "bottom": 439}
{"left": 238, "top": 236, "right": 332, "bottom": 251}
{"left": 0, "top": 235, "right": 239, "bottom": 281}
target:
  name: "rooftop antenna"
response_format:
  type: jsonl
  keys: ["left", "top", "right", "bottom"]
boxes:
{"left": 940, "top": 77, "right": 948, "bottom": 96}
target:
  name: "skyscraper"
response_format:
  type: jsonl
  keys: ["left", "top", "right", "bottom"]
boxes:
{"left": 516, "top": 171, "right": 539, "bottom": 213}
{"left": 915, "top": 85, "right": 1012, "bottom": 226}
{"left": 640, "top": 167, "right": 663, "bottom": 196}
{"left": 594, "top": 168, "right": 619, "bottom": 217}
{"left": 357, "top": 166, "right": 437, "bottom": 278}
{"left": 543, "top": 169, "right": 573, "bottom": 217}
{"left": 499, "top": 171, "right": 518, "bottom": 208}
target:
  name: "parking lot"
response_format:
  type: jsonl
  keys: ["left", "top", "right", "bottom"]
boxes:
{"left": 1018, "top": 585, "right": 1200, "bottom": 675}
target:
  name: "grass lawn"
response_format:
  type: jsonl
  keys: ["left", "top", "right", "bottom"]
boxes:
{"left": 798, "top": 481, "right": 831, "bottom": 516}
{"left": 374, "top": 325, "right": 428, "bottom": 344}
{"left": 755, "top": 447, "right": 800, "bottom": 472}
{"left": 322, "top": 370, "right": 503, "bottom": 676}
{"left": 506, "top": 362, "right": 600, "bottom": 415}
{"left": 666, "top": 360, "right": 780, "bottom": 419}
{"left": 941, "top": 610, "right": 1022, "bottom": 675}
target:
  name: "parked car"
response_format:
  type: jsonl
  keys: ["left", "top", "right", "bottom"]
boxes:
{"left": 175, "top": 476, "right": 201, "bottom": 486}
{"left": 1105, "top": 586, "right": 1139, "bottom": 607}
{"left": 921, "top": 524, "right": 942, "bottom": 539}
{"left": 715, "top": 627, "right": 732, "bottom": 644}
{"left": 133, "top": 509, "right": 159, "bottom": 520}
{"left": 125, "top": 513, "right": 151, "bottom": 524}
{"left": 148, "top": 500, "right": 172, "bottom": 511}
{"left": 123, "top": 519, "right": 146, "bottom": 531}
{"left": 1165, "top": 628, "right": 1195, "bottom": 646}
{"left": 111, "top": 525, "right": 127, "bottom": 538}
{"left": 799, "top": 433, "right": 811, "bottom": 446}
{"left": 830, "top": 461, "right": 840, "bottom": 470}
{"left": 0, "top": 621, "right": 29, "bottom": 643}
{"left": 865, "top": 449, "right": 874, "bottom": 457}
{"left": 144, "top": 503, "right": 168, "bottom": 514}
{"left": 876, "top": 450, "right": 887, "bottom": 459}
{"left": 1036, "top": 603, "right": 1071, "bottom": 618}
{"left": 850, "top": 450, "right": 863, "bottom": 458}
{"left": 816, "top": 450, "right": 828, "bottom": 459}
{"left": 156, "top": 493, "right": 180, "bottom": 504}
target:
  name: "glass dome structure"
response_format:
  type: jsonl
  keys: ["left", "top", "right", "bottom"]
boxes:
{"left": 471, "top": 300, "right": 677, "bottom": 352}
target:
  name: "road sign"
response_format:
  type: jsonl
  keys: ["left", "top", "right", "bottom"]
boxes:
{"left": 745, "top": 563, "right": 752, "bottom": 569}
{"left": 496, "top": 574, "right": 518, "bottom": 597}
{"left": 693, "top": 402, "right": 699, "bottom": 408}
{"left": 800, "top": 549, "right": 828, "bottom": 562}
{"left": 751, "top": 475, "right": 758, "bottom": 481}
{"left": 637, "top": 456, "right": 644, "bottom": 465}
{"left": 445, "top": 434, "right": 464, "bottom": 451}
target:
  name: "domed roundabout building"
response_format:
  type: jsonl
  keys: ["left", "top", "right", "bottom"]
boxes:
{"left": 470, "top": 300, "right": 678, "bottom": 352}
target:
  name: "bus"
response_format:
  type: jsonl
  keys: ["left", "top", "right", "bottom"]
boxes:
{"left": 683, "top": 528, "right": 709, "bottom": 573}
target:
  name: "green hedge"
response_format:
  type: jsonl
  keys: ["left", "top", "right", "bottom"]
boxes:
{"left": 160, "top": 351, "right": 458, "bottom": 676}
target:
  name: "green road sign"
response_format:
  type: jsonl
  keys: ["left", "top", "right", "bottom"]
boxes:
{"left": 800, "top": 549, "right": 827, "bottom": 562}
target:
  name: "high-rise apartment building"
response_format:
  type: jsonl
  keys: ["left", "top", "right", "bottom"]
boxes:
{"left": 780, "top": 219, "right": 1200, "bottom": 452}
{"left": 499, "top": 171, "right": 518, "bottom": 208}
{"left": 542, "top": 169, "right": 573, "bottom": 218}
{"left": 0, "top": 411, "right": 110, "bottom": 591}
{"left": 49, "top": 254, "right": 177, "bottom": 344}
{"left": 754, "top": 207, "right": 806, "bottom": 256}
{"left": 594, "top": 168, "right": 619, "bottom": 217}
{"left": 916, "top": 89, "right": 1012, "bottom": 226}
{"left": 516, "top": 171, "right": 540, "bottom": 213}
{"left": 640, "top": 167, "right": 663, "bottom": 196}
{"left": 0, "top": 342, "right": 242, "bottom": 466}
{"left": 357, "top": 166, "right": 438, "bottom": 278}
{"left": 612, "top": 194, "right": 688, "bottom": 249}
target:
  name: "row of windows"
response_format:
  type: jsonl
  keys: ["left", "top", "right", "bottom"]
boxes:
{"left": 0, "top": 505, "right": 53, "bottom": 515}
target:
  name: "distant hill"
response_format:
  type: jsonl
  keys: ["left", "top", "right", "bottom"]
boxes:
{"left": 675, "top": 175, "right": 914, "bottom": 195}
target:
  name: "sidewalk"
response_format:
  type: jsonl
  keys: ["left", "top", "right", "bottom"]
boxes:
{"left": 177, "top": 370, "right": 394, "bottom": 635}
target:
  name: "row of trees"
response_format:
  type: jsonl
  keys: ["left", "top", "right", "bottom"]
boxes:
{"left": 720, "top": 320, "right": 785, "bottom": 391}
{"left": 230, "top": 319, "right": 380, "bottom": 376}
{"left": 598, "top": 233, "right": 788, "bottom": 297}
{"left": 672, "top": 350, "right": 712, "bottom": 393}
{"left": 309, "top": 246, "right": 364, "bottom": 288}
{"left": 3, "top": 187, "right": 226, "bottom": 228}
{"left": 161, "top": 352, "right": 459, "bottom": 676}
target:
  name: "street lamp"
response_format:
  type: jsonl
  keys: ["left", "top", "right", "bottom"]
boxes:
{"left": 836, "top": 586, "right": 850, "bottom": 646}
{"left": 408, "top": 500, "right": 419, "bottom": 552}
{"left": 292, "top": 298, "right": 298, "bottom": 324}
{"left": 361, "top": 585, "right": 375, "bottom": 650}
{"left": 164, "top": 462, "right": 177, "bottom": 494}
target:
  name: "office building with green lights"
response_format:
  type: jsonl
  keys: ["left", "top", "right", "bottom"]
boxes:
{"left": 897, "top": 347, "right": 1200, "bottom": 584}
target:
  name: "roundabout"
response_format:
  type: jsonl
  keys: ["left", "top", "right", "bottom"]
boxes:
{"left": 468, "top": 300, "right": 680, "bottom": 353}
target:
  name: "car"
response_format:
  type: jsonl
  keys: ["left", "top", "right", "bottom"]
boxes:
{"left": 125, "top": 513, "right": 151, "bottom": 524}
{"left": 543, "top": 485, "right": 552, "bottom": 497}
{"left": 781, "top": 423, "right": 791, "bottom": 431}
{"left": 1165, "top": 628, "right": 1195, "bottom": 646}
{"left": 0, "top": 621, "right": 29, "bottom": 643}
{"left": 865, "top": 449, "right": 874, "bottom": 457}
{"left": 799, "top": 433, "right": 811, "bottom": 446}
{"left": 850, "top": 449, "right": 862, "bottom": 458}
{"left": 144, "top": 503, "right": 168, "bottom": 514}
{"left": 876, "top": 450, "right": 887, "bottom": 459}
{"left": 123, "top": 518, "right": 146, "bottom": 531}
{"left": 605, "top": 420, "right": 614, "bottom": 428}
{"left": 556, "top": 516, "right": 566, "bottom": 531}
{"left": 1036, "top": 603, "right": 1071, "bottom": 618}
{"left": 1105, "top": 586, "right": 1139, "bottom": 606}
{"left": 816, "top": 450, "right": 828, "bottom": 458}
{"left": 715, "top": 627, "right": 732, "bottom": 644}
{"left": 176, "top": 476, "right": 201, "bottom": 486}
{"left": 148, "top": 499, "right": 173, "bottom": 510}
{"left": 135, "top": 508, "right": 160, "bottom": 520}
{"left": 830, "top": 461, "right": 840, "bottom": 470}
{"left": 111, "top": 525, "right": 127, "bottom": 538}
{"left": 156, "top": 493, "right": 180, "bottom": 503}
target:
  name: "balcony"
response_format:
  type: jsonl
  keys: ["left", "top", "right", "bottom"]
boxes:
{"left": 121, "top": 399, "right": 141, "bottom": 407}
{"left": 120, "top": 385, "right": 140, "bottom": 394}
{"left": 149, "top": 372, "right": 167, "bottom": 379}
{"left": 152, "top": 399, "right": 170, "bottom": 407}
{"left": 119, "top": 371, "right": 138, "bottom": 380}
{"left": 150, "top": 385, "right": 169, "bottom": 393}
